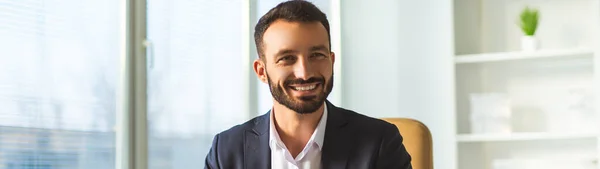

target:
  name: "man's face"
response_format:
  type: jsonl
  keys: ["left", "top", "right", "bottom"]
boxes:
{"left": 254, "top": 20, "right": 335, "bottom": 114}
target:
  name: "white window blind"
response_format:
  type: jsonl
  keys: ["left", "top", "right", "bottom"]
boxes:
{"left": 0, "top": 0, "right": 120, "bottom": 168}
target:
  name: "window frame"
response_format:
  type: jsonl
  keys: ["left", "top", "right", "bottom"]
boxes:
{"left": 116, "top": 0, "right": 147, "bottom": 169}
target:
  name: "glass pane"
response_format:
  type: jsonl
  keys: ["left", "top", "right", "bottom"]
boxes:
{"left": 146, "top": 1, "right": 249, "bottom": 168}
{"left": 0, "top": 0, "right": 120, "bottom": 169}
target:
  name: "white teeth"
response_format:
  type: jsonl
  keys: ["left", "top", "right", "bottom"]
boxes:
{"left": 293, "top": 85, "right": 316, "bottom": 91}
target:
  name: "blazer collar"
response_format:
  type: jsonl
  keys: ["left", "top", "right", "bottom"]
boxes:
{"left": 244, "top": 101, "right": 352, "bottom": 169}
{"left": 321, "top": 100, "right": 352, "bottom": 169}
{"left": 250, "top": 110, "right": 270, "bottom": 136}
{"left": 323, "top": 100, "right": 348, "bottom": 128}
{"left": 244, "top": 110, "right": 271, "bottom": 169}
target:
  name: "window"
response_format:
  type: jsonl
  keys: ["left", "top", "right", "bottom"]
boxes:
{"left": 0, "top": 0, "right": 120, "bottom": 168}
{"left": 146, "top": 1, "right": 249, "bottom": 168}
{"left": 0, "top": 1, "right": 340, "bottom": 169}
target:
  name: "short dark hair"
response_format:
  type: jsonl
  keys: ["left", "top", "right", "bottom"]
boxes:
{"left": 254, "top": 0, "right": 331, "bottom": 59}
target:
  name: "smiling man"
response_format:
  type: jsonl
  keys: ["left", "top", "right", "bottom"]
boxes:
{"left": 204, "top": 1, "right": 412, "bottom": 169}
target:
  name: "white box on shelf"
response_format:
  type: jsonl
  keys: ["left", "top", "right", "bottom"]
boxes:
{"left": 469, "top": 93, "right": 512, "bottom": 134}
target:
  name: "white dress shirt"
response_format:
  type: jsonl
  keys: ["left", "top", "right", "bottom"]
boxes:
{"left": 269, "top": 104, "right": 328, "bottom": 169}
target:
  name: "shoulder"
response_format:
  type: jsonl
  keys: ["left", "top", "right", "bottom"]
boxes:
{"left": 332, "top": 106, "right": 398, "bottom": 132}
{"left": 205, "top": 113, "right": 268, "bottom": 168}
{"left": 216, "top": 113, "right": 267, "bottom": 138}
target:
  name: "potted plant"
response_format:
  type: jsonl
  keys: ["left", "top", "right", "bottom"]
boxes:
{"left": 519, "top": 6, "right": 540, "bottom": 51}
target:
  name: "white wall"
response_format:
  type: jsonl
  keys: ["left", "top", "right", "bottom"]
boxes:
{"left": 340, "top": 1, "right": 456, "bottom": 169}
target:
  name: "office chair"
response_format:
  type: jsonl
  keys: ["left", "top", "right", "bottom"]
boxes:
{"left": 381, "top": 118, "right": 434, "bottom": 169}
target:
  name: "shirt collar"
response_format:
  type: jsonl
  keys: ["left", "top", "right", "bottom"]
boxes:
{"left": 269, "top": 103, "right": 328, "bottom": 150}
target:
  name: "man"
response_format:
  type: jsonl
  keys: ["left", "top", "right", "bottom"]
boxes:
{"left": 205, "top": 1, "right": 412, "bottom": 169}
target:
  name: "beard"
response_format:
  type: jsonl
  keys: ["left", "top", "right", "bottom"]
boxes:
{"left": 267, "top": 73, "right": 334, "bottom": 114}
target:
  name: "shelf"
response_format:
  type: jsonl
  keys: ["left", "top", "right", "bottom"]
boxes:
{"left": 457, "top": 132, "right": 598, "bottom": 142}
{"left": 455, "top": 48, "right": 594, "bottom": 64}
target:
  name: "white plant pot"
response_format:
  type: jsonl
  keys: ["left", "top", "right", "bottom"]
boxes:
{"left": 521, "top": 36, "right": 539, "bottom": 51}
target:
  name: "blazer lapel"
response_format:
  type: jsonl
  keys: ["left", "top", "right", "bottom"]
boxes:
{"left": 321, "top": 101, "right": 353, "bottom": 169}
{"left": 244, "top": 111, "right": 271, "bottom": 169}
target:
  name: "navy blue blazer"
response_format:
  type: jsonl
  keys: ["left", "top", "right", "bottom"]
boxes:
{"left": 204, "top": 101, "right": 412, "bottom": 169}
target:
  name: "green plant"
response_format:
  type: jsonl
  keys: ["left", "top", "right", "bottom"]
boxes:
{"left": 519, "top": 6, "right": 539, "bottom": 36}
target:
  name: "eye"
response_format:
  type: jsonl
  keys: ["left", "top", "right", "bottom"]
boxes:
{"left": 311, "top": 53, "right": 327, "bottom": 59}
{"left": 277, "top": 55, "right": 296, "bottom": 63}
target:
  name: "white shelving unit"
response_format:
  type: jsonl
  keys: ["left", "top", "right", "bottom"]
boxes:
{"left": 452, "top": 0, "right": 600, "bottom": 169}
{"left": 455, "top": 48, "right": 594, "bottom": 64}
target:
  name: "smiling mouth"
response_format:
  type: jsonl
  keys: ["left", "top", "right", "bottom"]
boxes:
{"left": 290, "top": 85, "right": 316, "bottom": 91}
{"left": 288, "top": 83, "right": 321, "bottom": 91}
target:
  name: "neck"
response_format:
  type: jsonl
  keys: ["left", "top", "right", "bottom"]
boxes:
{"left": 272, "top": 101, "right": 325, "bottom": 157}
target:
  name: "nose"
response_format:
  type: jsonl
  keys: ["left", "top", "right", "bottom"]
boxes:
{"left": 293, "top": 56, "right": 313, "bottom": 80}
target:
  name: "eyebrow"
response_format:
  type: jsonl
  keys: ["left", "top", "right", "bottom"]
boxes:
{"left": 310, "top": 45, "right": 328, "bottom": 52}
{"left": 274, "top": 49, "right": 296, "bottom": 57}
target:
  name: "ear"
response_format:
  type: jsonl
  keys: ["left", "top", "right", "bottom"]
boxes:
{"left": 253, "top": 59, "right": 268, "bottom": 84}
{"left": 330, "top": 51, "right": 336, "bottom": 65}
